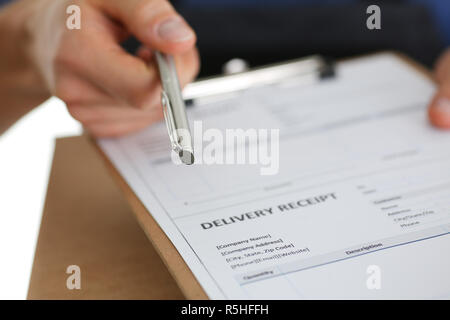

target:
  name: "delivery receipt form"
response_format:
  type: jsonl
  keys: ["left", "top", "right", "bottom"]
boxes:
{"left": 99, "top": 54, "right": 450, "bottom": 299}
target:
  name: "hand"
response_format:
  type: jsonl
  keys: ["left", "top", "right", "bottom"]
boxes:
{"left": 428, "top": 49, "right": 450, "bottom": 129}
{"left": 27, "top": 0, "right": 199, "bottom": 137}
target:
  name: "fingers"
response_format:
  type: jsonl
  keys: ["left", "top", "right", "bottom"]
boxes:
{"left": 428, "top": 49, "right": 450, "bottom": 129}
{"left": 136, "top": 45, "right": 153, "bottom": 63}
{"left": 75, "top": 47, "right": 199, "bottom": 137}
{"left": 68, "top": 102, "right": 164, "bottom": 137}
{"left": 174, "top": 47, "right": 201, "bottom": 86}
{"left": 85, "top": 116, "right": 161, "bottom": 137}
{"left": 62, "top": 30, "right": 199, "bottom": 109}
{"left": 54, "top": 30, "right": 199, "bottom": 137}
{"left": 50, "top": 0, "right": 200, "bottom": 138}
{"left": 136, "top": 44, "right": 200, "bottom": 86}
{"left": 67, "top": 103, "right": 162, "bottom": 125}
{"left": 78, "top": 36, "right": 158, "bottom": 109}
{"left": 428, "top": 83, "right": 450, "bottom": 129}
{"left": 91, "top": 0, "right": 196, "bottom": 54}
{"left": 59, "top": 45, "right": 199, "bottom": 138}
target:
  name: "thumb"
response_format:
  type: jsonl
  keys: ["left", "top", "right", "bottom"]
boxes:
{"left": 429, "top": 49, "right": 450, "bottom": 129}
{"left": 428, "top": 84, "right": 450, "bottom": 129}
{"left": 92, "top": 0, "right": 196, "bottom": 54}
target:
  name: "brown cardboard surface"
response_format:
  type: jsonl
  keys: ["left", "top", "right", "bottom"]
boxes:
{"left": 27, "top": 135, "right": 184, "bottom": 299}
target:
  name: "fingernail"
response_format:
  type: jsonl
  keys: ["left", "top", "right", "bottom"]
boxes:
{"left": 436, "top": 97, "right": 450, "bottom": 116}
{"left": 156, "top": 17, "right": 194, "bottom": 42}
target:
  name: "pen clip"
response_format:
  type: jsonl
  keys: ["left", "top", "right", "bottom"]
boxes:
{"left": 161, "top": 91, "right": 183, "bottom": 154}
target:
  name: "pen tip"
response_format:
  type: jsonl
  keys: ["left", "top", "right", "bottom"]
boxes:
{"left": 179, "top": 149, "right": 195, "bottom": 165}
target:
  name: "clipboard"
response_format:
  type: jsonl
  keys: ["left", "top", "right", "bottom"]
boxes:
{"left": 94, "top": 52, "right": 434, "bottom": 300}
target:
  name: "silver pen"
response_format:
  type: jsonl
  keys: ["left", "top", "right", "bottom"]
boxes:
{"left": 155, "top": 51, "right": 194, "bottom": 165}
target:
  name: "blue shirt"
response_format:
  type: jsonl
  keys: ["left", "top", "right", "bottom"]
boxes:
{"left": 180, "top": 0, "right": 450, "bottom": 45}
{"left": 1, "top": 0, "right": 449, "bottom": 44}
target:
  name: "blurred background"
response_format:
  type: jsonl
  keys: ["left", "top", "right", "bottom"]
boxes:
{"left": 172, "top": 0, "right": 449, "bottom": 76}
{"left": 1, "top": 0, "right": 449, "bottom": 299}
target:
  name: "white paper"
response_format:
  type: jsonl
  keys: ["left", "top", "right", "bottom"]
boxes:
{"left": 98, "top": 54, "right": 450, "bottom": 299}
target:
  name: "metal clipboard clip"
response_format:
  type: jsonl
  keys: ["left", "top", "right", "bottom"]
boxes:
{"left": 182, "top": 55, "right": 335, "bottom": 102}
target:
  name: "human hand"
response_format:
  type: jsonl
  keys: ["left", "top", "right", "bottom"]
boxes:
{"left": 429, "top": 49, "right": 450, "bottom": 129}
{"left": 27, "top": 0, "right": 199, "bottom": 137}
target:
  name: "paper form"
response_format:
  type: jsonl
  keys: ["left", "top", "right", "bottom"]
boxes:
{"left": 98, "top": 54, "right": 450, "bottom": 299}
